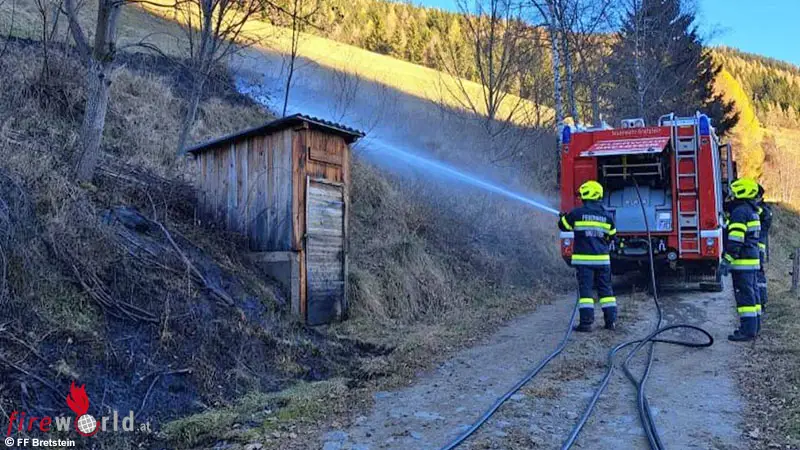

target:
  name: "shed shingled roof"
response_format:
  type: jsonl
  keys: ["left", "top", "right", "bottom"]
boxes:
{"left": 186, "top": 114, "right": 365, "bottom": 154}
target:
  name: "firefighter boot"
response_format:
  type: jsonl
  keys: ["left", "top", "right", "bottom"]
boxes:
{"left": 728, "top": 330, "right": 756, "bottom": 342}
{"left": 573, "top": 323, "right": 592, "bottom": 332}
{"left": 603, "top": 307, "right": 617, "bottom": 330}
{"left": 574, "top": 298, "right": 594, "bottom": 332}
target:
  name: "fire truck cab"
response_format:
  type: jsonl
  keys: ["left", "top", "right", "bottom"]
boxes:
{"left": 559, "top": 113, "right": 736, "bottom": 290}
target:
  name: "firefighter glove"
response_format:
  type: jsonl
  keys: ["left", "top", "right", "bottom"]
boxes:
{"left": 719, "top": 259, "right": 731, "bottom": 277}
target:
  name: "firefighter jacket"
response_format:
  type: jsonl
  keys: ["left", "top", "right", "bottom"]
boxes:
{"left": 558, "top": 200, "right": 617, "bottom": 266}
{"left": 756, "top": 201, "right": 772, "bottom": 253}
{"left": 723, "top": 200, "right": 761, "bottom": 271}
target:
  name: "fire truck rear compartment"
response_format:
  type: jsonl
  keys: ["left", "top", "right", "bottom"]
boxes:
{"left": 597, "top": 153, "right": 673, "bottom": 234}
{"left": 595, "top": 152, "right": 719, "bottom": 287}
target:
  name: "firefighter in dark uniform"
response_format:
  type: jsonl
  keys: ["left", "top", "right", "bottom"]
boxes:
{"left": 558, "top": 180, "right": 618, "bottom": 332}
{"left": 755, "top": 184, "right": 772, "bottom": 312}
{"left": 721, "top": 178, "right": 762, "bottom": 342}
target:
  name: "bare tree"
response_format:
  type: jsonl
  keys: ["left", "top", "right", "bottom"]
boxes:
{"left": 564, "top": 0, "right": 615, "bottom": 125}
{"left": 528, "top": 1, "right": 563, "bottom": 125}
{"left": 278, "top": 0, "right": 321, "bottom": 116}
{"left": 33, "top": 0, "right": 63, "bottom": 79}
{"left": 330, "top": 66, "right": 362, "bottom": 122}
{"left": 528, "top": 0, "right": 615, "bottom": 126}
{"left": 173, "top": 0, "right": 269, "bottom": 155}
{"left": 437, "top": 0, "right": 533, "bottom": 138}
{"left": 62, "top": 0, "right": 124, "bottom": 181}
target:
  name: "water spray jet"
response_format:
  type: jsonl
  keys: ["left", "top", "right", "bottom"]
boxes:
{"left": 362, "top": 139, "right": 561, "bottom": 216}
{"left": 235, "top": 75, "right": 560, "bottom": 216}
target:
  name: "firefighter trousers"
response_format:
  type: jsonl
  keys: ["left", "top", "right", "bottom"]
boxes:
{"left": 757, "top": 252, "right": 768, "bottom": 311}
{"left": 732, "top": 270, "right": 759, "bottom": 337}
{"left": 575, "top": 265, "right": 616, "bottom": 326}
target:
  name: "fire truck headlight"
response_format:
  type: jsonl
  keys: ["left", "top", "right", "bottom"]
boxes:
{"left": 667, "top": 251, "right": 678, "bottom": 261}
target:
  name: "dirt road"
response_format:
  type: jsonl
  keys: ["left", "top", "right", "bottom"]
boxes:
{"left": 320, "top": 286, "right": 747, "bottom": 450}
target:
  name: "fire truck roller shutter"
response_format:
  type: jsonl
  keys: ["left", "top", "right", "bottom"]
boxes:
{"left": 580, "top": 136, "right": 670, "bottom": 157}
{"left": 604, "top": 185, "right": 673, "bottom": 233}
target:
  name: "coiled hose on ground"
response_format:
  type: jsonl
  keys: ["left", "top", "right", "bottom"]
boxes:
{"left": 562, "top": 177, "right": 714, "bottom": 450}
{"left": 439, "top": 177, "right": 715, "bottom": 450}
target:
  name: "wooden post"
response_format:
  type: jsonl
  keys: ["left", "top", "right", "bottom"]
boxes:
{"left": 793, "top": 248, "right": 800, "bottom": 295}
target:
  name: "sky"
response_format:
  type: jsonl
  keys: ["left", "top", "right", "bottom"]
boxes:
{"left": 414, "top": 0, "right": 799, "bottom": 67}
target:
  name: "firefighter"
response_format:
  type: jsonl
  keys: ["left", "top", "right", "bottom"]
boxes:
{"left": 558, "top": 180, "right": 618, "bottom": 332}
{"left": 755, "top": 184, "right": 772, "bottom": 313}
{"left": 720, "top": 178, "right": 762, "bottom": 342}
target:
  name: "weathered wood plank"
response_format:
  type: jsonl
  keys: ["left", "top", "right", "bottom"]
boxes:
{"left": 292, "top": 130, "right": 306, "bottom": 252}
{"left": 279, "top": 130, "right": 294, "bottom": 250}
{"left": 228, "top": 143, "right": 238, "bottom": 231}
{"left": 237, "top": 139, "right": 248, "bottom": 233}
{"left": 265, "top": 133, "right": 275, "bottom": 249}
{"left": 253, "top": 135, "right": 267, "bottom": 250}
{"left": 306, "top": 180, "right": 345, "bottom": 325}
{"left": 307, "top": 130, "right": 344, "bottom": 166}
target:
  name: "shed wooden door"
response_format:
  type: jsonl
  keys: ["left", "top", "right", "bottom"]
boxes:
{"left": 305, "top": 179, "right": 345, "bottom": 325}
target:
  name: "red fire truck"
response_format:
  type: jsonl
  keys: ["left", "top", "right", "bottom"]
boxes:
{"left": 559, "top": 113, "right": 736, "bottom": 290}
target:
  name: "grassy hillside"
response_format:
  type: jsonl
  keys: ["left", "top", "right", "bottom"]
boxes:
{"left": 133, "top": 0, "right": 550, "bottom": 126}
{"left": 0, "top": 4, "right": 565, "bottom": 449}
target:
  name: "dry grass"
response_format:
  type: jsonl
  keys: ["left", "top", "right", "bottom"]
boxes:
{"left": 131, "top": 0, "right": 552, "bottom": 125}
{"left": 0, "top": 4, "right": 569, "bottom": 446}
{"left": 0, "top": 40, "right": 376, "bottom": 449}
{"left": 1, "top": 0, "right": 552, "bottom": 125}
{"left": 333, "top": 158, "right": 568, "bottom": 383}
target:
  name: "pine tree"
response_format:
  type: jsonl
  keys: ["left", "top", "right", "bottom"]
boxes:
{"left": 607, "top": 0, "right": 737, "bottom": 134}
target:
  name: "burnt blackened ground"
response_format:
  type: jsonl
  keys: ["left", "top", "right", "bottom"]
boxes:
{"left": 0, "top": 38, "right": 384, "bottom": 449}
{"left": 0, "top": 204, "right": 386, "bottom": 446}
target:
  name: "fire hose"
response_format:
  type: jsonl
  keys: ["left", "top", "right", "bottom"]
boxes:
{"left": 439, "top": 177, "right": 714, "bottom": 450}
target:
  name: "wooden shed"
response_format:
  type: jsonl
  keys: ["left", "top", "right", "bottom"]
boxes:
{"left": 187, "top": 114, "right": 364, "bottom": 325}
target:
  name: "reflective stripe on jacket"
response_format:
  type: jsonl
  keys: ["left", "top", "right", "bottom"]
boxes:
{"left": 723, "top": 200, "right": 761, "bottom": 270}
{"left": 558, "top": 200, "right": 616, "bottom": 266}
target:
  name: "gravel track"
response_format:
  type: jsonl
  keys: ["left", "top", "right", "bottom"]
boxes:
{"left": 320, "top": 285, "right": 746, "bottom": 450}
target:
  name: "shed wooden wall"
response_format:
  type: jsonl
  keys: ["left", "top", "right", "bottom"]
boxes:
{"left": 195, "top": 129, "right": 294, "bottom": 252}
{"left": 194, "top": 125, "right": 352, "bottom": 323}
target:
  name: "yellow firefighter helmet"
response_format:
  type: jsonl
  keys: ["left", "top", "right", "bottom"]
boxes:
{"left": 579, "top": 180, "right": 604, "bottom": 201}
{"left": 731, "top": 178, "right": 759, "bottom": 200}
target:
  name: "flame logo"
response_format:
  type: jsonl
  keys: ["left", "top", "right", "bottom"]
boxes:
{"left": 66, "top": 381, "right": 90, "bottom": 416}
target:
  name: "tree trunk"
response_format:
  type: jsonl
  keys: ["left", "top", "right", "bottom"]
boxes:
{"left": 283, "top": 0, "right": 301, "bottom": 117}
{"left": 74, "top": 60, "right": 111, "bottom": 182}
{"left": 176, "top": 76, "right": 206, "bottom": 155}
{"left": 549, "top": 26, "right": 563, "bottom": 126}
{"left": 590, "top": 77, "right": 601, "bottom": 127}
{"left": 561, "top": 32, "right": 578, "bottom": 121}
{"left": 282, "top": 48, "right": 296, "bottom": 117}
